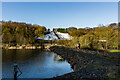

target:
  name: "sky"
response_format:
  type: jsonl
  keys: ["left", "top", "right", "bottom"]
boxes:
{"left": 1, "top": 0, "right": 120, "bottom": 2}
{"left": 2, "top": 2, "right": 118, "bottom": 29}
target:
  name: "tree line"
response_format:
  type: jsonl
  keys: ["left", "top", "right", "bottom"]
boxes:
{"left": 1, "top": 21, "right": 46, "bottom": 46}
{"left": 1, "top": 21, "right": 119, "bottom": 50}
{"left": 56, "top": 23, "right": 119, "bottom": 50}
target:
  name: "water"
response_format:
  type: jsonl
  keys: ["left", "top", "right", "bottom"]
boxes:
{"left": 2, "top": 49, "right": 73, "bottom": 78}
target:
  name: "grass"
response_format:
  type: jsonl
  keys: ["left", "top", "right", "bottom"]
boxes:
{"left": 108, "top": 50, "right": 120, "bottom": 53}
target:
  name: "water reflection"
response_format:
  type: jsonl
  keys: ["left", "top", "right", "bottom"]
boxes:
{"left": 54, "top": 54, "right": 65, "bottom": 61}
{"left": 2, "top": 49, "right": 73, "bottom": 78}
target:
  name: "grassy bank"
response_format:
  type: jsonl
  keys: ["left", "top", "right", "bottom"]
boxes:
{"left": 108, "top": 50, "right": 120, "bottom": 53}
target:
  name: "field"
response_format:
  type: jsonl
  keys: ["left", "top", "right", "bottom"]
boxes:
{"left": 108, "top": 50, "right": 120, "bottom": 53}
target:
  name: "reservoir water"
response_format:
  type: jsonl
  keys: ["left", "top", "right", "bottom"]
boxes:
{"left": 2, "top": 49, "right": 73, "bottom": 78}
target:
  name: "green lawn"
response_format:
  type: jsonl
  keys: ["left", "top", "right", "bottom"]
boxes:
{"left": 108, "top": 50, "right": 120, "bottom": 53}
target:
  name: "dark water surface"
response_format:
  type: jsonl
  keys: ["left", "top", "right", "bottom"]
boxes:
{"left": 2, "top": 49, "right": 73, "bottom": 78}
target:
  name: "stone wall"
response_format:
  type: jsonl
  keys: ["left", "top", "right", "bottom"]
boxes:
{"left": 49, "top": 46, "right": 120, "bottom": 79}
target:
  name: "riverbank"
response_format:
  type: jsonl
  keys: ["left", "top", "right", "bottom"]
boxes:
{"left": 2, "top": 44, "right": 54, "bottom": 50}
{"left": 49, "top": 46, "right": 120, "bottom": 80}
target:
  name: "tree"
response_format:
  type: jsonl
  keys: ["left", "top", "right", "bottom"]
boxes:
{"left": 57, "top": 28, "right": 66, "bottom": 33}
{"left": 70, "top": 29, "right": 86, "bottom": 37}
{"left": 2, "top": 21, "right": 47, "bottom": 45}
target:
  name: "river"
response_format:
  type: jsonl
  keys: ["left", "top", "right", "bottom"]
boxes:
{"left": 2, "top": 49, "right": 73, "bottom": 79}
